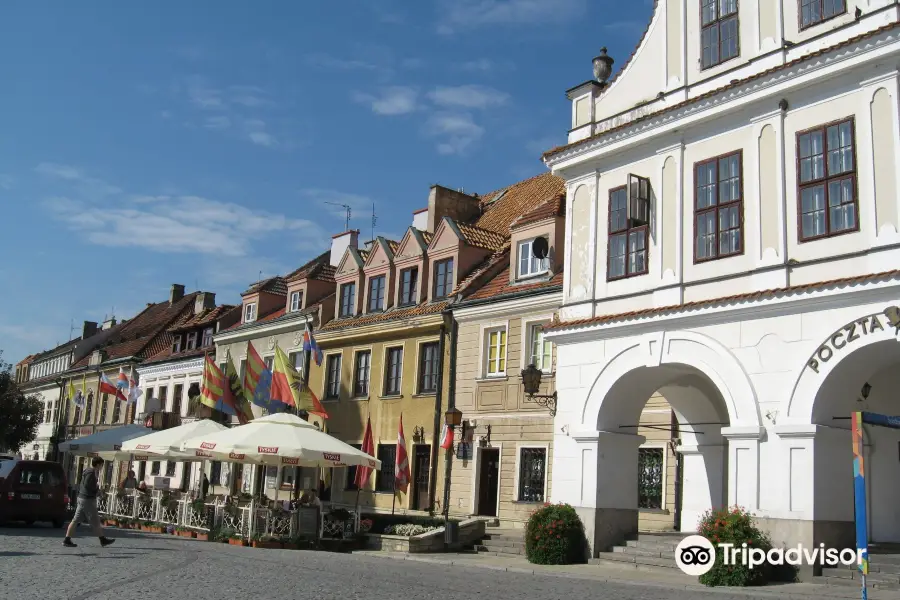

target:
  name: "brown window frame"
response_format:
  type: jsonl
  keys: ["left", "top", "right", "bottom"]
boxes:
{"left": 798, "top": 0, "right": 847, "bottom": 31}
{"left": 383, "top": 346, "right": 403, "bottom": 396}
{"left": 693, "top": 150, "right": 744, "bottom": 263}
{"left": 700, "top": 0, "right": 740, "bottom": 70}
{"left": 607, "top": 178, "right": 650, "bottom": 282}
{"left": 796, "top": 117, "right": 859, "bottom": 243}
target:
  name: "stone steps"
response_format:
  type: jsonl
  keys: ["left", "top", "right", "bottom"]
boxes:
{"left": 475, "top": 528, "right": 525, "bottom": 558}
{"left": 590, "top": 531, "right": 684, "bottom": 575}
{"left": 814, "top": 552, "right": 900, "bottom": 590}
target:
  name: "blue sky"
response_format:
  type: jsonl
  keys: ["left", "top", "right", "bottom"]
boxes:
{"left": 0, "top": 0, "right": 652, "bottom": 364}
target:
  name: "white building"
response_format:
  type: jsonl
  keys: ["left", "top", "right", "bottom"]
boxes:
{"left": 542, "top": 0, "right": 900, "bottom": 580}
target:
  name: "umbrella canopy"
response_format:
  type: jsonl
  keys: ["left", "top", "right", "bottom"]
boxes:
{"left": 58, "top": 424, "right": 151, "bottom": 461}
{"left": 180, "top": 412, "right": 381, "bottom": 469}
{"left": 120, "top": 419, "right": 229, "bottom": 459}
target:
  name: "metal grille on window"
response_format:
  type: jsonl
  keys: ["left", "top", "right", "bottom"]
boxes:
{"left": 354, "top": 351, "right": 370, "bottom": 397}
{"left": 518, "top": 448, "right": 546, "bottom": 502}
{"left": 638, "top": 448, "right": 664, "bottom": 509}
{"left": 376, "top": 445, "right": 396, "bottom": 492}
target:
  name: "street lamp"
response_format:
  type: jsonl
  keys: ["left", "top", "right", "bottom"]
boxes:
{"left": 520, "top": 364, "right": 557, "bottom": 416}
{"left": 442, "top": 407, "right": 463, "bottom": 547}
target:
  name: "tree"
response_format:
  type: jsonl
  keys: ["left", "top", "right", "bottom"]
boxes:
{"left": 0, "top": 351, "right": 42, "bottom": 453}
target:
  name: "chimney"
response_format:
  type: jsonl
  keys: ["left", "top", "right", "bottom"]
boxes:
{"left": 101, "top": 318, "right": 117, "bottom": 330}
{"left": 81, "top": 321, "right": 99, "bottom": 340}
{"left": 170, "top": 284, "right": 185, "bottom": 305}
{"left": 427, "top": 185, "right": 482, "bottom": 233}
{"left": 195, "top": 292, "right": 216, "bottom": 314}
{"left": 330, "top": 230, "right": 359, "bottom": 266}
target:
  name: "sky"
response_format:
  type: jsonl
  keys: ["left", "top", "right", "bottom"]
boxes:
{"left": 0, "top": 0, "right": 653, "bottom": 365}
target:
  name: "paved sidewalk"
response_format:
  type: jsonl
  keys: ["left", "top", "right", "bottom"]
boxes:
{"left": 356, "top": 551, "right": 897, "bottom": 600}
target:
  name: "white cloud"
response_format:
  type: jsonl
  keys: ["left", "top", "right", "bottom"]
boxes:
{"left": 35, "top": 163, "right": 122, "bottom": 197}
{"left": 243, "top": 119, "right": 278, "bottom": 147}
{"left": 437, "top": 0, "right": 586, "bottom": 33}
{"left": 39, "top": 165, "right": 325, "bottom": 257}
{"left": 204, "top": 115, "right": 231, "bottom": 130}
{"left": 427, "top": 85, "right": 509, "bottom": 109}
{"left": 424, "top": 112, "right": 484, "bottom": 155}
{"left": 352, "top": 86, "right": 418, "bottom": 115}
{"left": 304, "top": 53, "right": 380, "bottom": 72}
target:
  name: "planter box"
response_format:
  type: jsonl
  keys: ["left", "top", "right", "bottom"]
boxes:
{"left": 281, "top": 542, "right": 298, "bottom": 550}
{"left": 251, "top": 541, "right": 282, "bottom": 549}
{"left": 364, "top": 519, "right": 486, "bottom": 554}
{"left": 176, "top": 531, "right": 196, "bottom": 538}
{"left": 147, "top": 527, "right": 164, "bottom": 534}
{"left": 228, "top": 538, "right": 247, "bottom": 546}
{"left": 195, "top": 533, "right": 209, "bottom": 541}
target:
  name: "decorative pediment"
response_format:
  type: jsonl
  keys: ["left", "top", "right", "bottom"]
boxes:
{"left": 428, "top": 217, "right": 465, "bottom": 253}
{"left": 395, "top": 227, "right": 429, "bottom": 260}
{"left": 363, "top": 236, "right": 395, "bottom": 269}
{"left": 336, "top": 246, "right": 365, "bottom": 277}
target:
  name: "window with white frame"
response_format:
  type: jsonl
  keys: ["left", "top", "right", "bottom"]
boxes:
{"left": 517, "top": 447, "right": 546, "bottom": 502}
{"left": 527, "top": 323, "right": 552, "bottom": 372}
{"left": 186, "top": 331, "right": 198, "bottom": 350}
{"left": 202, "top": 327, "right": 214, "bottom": 347}
{"left": 517, "top": 238, "right": 548, "bottom": 278}
{"left": 484, "top": 328, "right": 507, "bottom": 376}
{"left": 290, "top": 291, "right": 303, "bottom": 312}
{"left": 173, "top": 333, "right": 183, "bottom": 353}
{"left": 244, "top": 303, "right": 257, "bottom": 323}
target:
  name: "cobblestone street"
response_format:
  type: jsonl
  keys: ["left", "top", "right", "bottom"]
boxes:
{"left": 0, "top": 524, "right": 872, "bottom": 600}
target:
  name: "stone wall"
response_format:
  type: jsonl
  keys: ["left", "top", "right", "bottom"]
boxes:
{"left": 363, "top": 518, "right": 485, "bottom": 553}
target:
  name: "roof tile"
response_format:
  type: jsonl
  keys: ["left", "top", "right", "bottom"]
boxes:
{"left": 475, "top": 172, "right": 565, "bottom": 235}
{"left": 319, "top": 301, "right": 448, "bottom": 333}
{"left": 454, "top": 222, "right": 507, "bottom": 251}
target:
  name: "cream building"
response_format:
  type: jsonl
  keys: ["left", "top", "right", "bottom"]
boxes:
{"left": 542, "top": 0, "right": 900, "bottom": 580}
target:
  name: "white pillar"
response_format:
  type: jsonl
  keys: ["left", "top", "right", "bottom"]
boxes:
{"left": 722, "top": 426, "right": 765, "bottom": 513}
{"left": 678, "top": 444, "right": 725, "bottom": 532}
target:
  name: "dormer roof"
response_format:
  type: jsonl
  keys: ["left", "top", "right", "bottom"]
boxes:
{"left": 510, "top": 192, "right": 566, "bottom": 230}
{"left": 335, "top": 245, "right": 366, "bottom": 276}
{"left": 475, "top": 172, "right": 565, "bottom": 235}
{"left": 168, "top": 305, "right": 238, "bottom": 333}
{"left": 285, "top": 250, "right": 336, "bottom": 283}
{"left": 453, "top": 221, "right": 506, "bottom": 251}
{"left": 363, "top": 236, "right": 399, "bottom": 268}
{"left": 241, "top": 276, "right": 287, "bottom": 297}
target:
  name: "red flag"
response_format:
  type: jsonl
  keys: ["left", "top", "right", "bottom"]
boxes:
{"left": 440, "top": 424, "right": 454, "bottom": 450}
{"left": 355, "top": 417, "right": 374, "bottom": 489}
{"left": 395, "top": 414, "right": 410, "bottom": 493}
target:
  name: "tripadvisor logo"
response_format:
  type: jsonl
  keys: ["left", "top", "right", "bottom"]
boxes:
{"left": 675, "top": 535, "right": 864, "bottom": 576}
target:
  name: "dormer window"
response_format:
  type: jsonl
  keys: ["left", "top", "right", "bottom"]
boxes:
{"left": 202, "top": 327, "right": 214, "bottom": 347}
{"left": 290, "top": 291, "right": 303, "bottom": 312}
{"left": 186, "top": 332, "right": 198, "bottom": 351}
{"left": 244, "top": 303, "right": 257, "bottom": 323}
{"left": 517, "top": 238, "right": 549, "bottom": 279}
{"left": 340, "top": 282, "right": 356, "bottom": 317}
{"left": 433, "top": 258, "right": 454, "bottom": 300}
{"left": 399, "top": 268, "right": 418, "bottom": 306}
{"left": 172, "top": 335, "right": 183, "bottom": 354}
{"left": 368, "top": 275, "right": 386, "bottom": 312}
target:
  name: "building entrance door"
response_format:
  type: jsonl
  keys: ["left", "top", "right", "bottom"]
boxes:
{"left": 412, "top": 445, "right": 430, "bottom": 511}
{"left": 476, "top": 448, "right": 500, "bottom": 517}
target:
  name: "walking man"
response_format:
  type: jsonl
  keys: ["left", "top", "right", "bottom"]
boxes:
{"left": 63, "top": 456, "right": 115, "bottom": 548}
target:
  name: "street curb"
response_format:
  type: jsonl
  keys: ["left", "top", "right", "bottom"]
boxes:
{"left": 357, "top": 553, "right": 900, "bottom": 600}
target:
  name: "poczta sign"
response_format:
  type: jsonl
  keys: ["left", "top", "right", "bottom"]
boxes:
{"left": 808, "top": 307, "right": 900, "bottom": 374}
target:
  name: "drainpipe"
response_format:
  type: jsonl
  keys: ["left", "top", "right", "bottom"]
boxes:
{"left": 428, "top": 318, "right": 448, "bottom": 514}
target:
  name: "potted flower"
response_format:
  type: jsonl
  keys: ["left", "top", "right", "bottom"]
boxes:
{"left": 195, "top": 530, "right": 209, "bottom": 541}
{"left": 175, "top": 526, "right": 196, "bottom": 539}
{"left": 251, "top": 533, "right": 282, "bottom": 549}
{"left": 228, "top": 535, "right": 247, "bottom": 546}
{"left": 358, "top": 518, "right": 373, "bottom": 534}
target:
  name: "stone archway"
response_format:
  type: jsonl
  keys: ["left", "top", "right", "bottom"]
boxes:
{"left": 572, "top": 330, "right": 762, "bottom": 553}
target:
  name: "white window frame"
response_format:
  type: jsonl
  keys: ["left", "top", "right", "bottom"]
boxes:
{"left": 244, "top": 302, "right": 257, "bottom": 323}
{"left": 381, "top": 344, "right": 404, "bottom": 397}
{"left": 513, "top": 443, "right": 550, "bottom": 503}
{"left": 521, "top": 317, "right": 554, "bottom": 373}
{"left": 186, "top": 331, "right": 198, "bottom": 350}
{"left": 201, "top": 327, "right": 214, "bottom": 347}
{"left": 482, "top": 325, "right": 508, "bottom": 378}
{"left": 517, "top": 237, "right": 549, "bottom": 279}
{"left": 638, "top": 442, "right": 668, "bottom": 512}
{"left": 413, "top": 337, "right": 441, "bottom": 395}
{"left": 172, "top": 335, "right": 182, "bottom": 353}
{"left": 290, "top": 291, "right": 302, "bottom": 312}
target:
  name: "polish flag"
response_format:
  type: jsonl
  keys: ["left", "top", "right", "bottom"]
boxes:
{"left": 440, "top": 424, "right": 454, "bottom": 450}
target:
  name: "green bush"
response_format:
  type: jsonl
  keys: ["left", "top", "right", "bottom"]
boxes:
{"left": 697, "top": 506, "right": 774, "bottom": 587}
{"left": 525, "top": 503, "right": 587, "bottom": 565}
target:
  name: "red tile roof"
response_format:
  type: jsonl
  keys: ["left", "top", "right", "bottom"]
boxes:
{"left": 169, "top": 305, "right": 238, "bottom": 333}
{"left": 466, "top": 267, "right": 563, "bottom": 301}
{"left": 454, "top": 222, "right": 507, "bottom": 251}
{"left": 319, "top": 301, "right": 448, "bottom": 333}
{"left": 285, "top": 251, "right": 336, "bottom": 283}
{"left": 142, "top": 346, "right": 209, "bottom": 366}
{"left": 510, "top": 193, "right": 565, "bottom": 229}
{"left": 475, "top": 172, "right": 565, "bottom": 234}
{"left": 71, "top": 293, "right": 200, "bottom": 369}
{"left": 544, "top": 22, "right": 900, "bottom": 161}
{"left": 547, "top": 269, "right": 900, "bottom": 332}
{"left": 241, "top": 276, "right": 287, "bottom": 297}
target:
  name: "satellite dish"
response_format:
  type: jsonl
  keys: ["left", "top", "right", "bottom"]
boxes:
{"left": 531, "top": 237, "right": 549, "bottom": 260}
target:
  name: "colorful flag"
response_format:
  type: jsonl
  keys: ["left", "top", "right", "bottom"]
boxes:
{"left": 224, "top": 351, "right": 254, "bottom": 425}
{"left": 440, "top": 424, "right": 455, "bottom": 450}
{"left": 303, "top": 330, "right": 323, "bottom": 367}
{"left": 355, "top": 416, "right": 374, "bottom": 489}
{"left": 99, "top": 372, "right": 127, "bottom": 401}
{"left": 271, "top": 344, "right": 329, "bottom": 418}
{"left": 127, "top": 378, "right": 142, "bottom": 404}
{"left": 116, "top": 369, "right": 129, "bottom": 390}
{"left": 199, "top": 354, "right": 231, "bottom": 414}
{"left": 243, "top": 342, "right": 280, "bottom": 412}
{"left": 66, "top": 379, "right": 76, "bottom": 404}
{"left": 395, "top": 414, "right": 410, "bottom": 494}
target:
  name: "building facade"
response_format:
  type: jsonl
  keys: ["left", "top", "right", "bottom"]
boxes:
{"left": 542, "top": 0, "right": 900, "bottom": 578}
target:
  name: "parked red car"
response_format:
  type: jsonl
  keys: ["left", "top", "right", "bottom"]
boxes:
{"left": 0, "top": 460, "right": 68, "bottom": 527}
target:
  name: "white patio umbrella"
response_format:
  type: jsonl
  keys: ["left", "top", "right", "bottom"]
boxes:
{"left": 180, "top": 412, "right": 381, "bottom": 469}
{"left": 58, "top": 424, "right": 151, "bottom": 461}
{"left": 120, "top": 419, "right": 228, "bottom": 459}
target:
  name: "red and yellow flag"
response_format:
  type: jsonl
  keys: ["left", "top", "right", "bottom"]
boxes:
{"left": 271, "top": 344, "right": 329, "bottom": 418}
{"left": 200, "top": 354, "right": 226, "bottom": 410}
